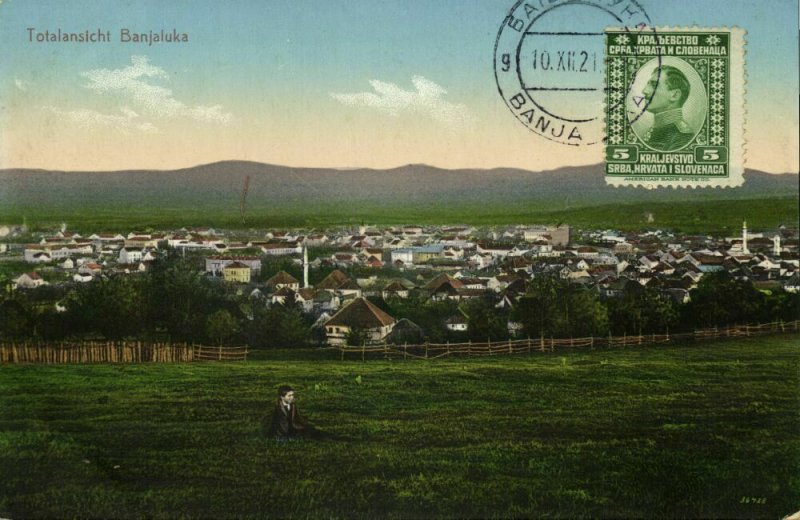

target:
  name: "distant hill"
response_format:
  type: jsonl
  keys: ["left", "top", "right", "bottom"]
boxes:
{"left": 1, "top": 161, "right": 797, "bottom": 212}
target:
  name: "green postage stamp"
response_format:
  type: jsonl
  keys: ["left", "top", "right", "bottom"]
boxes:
{"left": 604, "top": 28, "right": 745, "bottom": 188}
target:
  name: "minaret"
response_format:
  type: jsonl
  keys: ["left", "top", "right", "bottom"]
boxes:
{"left": 303, "top": 243, "right": 309, "bottom": 288}
{"left": 773, "top": 235, "right": 781, "bottom": 256}
{"left": 742, "top": 220, "right": 749, "bottom": 254}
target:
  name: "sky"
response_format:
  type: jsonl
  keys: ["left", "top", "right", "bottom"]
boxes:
{"left": 0, "top": 0, "right": 797, "bottom": 173}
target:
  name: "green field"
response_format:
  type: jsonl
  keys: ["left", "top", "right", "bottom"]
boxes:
{"left": 2, "top": 197, "right": 797, "bottom": 234}
{"left": 1, "top": 336, "right": 798, "bottom": 518}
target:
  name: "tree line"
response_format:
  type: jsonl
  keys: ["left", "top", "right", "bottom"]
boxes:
{"left": 1, "top": 251, "right": 797, "bottom": 347}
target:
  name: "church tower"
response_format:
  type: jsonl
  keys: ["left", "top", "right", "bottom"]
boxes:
{"left": 773, "top": 235, "right": 781, "bottom": 256}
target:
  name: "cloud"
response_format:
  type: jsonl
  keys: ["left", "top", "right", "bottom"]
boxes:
{"left": 14, "top": 78, "right": 27, "bottom": 92}
{"left": 43, "top": 105, "right": 158, "bottom": 133}
{"left": 331, "top": 76, "right": 474, "bottom": 127}
{"left": 81, "top": 55, "right": 233, "bottom": 124}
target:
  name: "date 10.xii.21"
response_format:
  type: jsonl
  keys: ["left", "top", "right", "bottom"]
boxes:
{"left": 501, "top": 50, "right": 598, "bottom": 73}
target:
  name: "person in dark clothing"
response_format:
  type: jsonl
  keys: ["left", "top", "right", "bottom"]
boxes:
{"left": 265, "top": 385, "right": 322, "bottom": 440}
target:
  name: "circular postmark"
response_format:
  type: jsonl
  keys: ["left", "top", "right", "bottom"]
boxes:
{"left": 494, "top": 0, "right": 658, "bottom": 146}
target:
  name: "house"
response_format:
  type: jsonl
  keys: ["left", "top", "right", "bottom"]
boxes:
{"left": 125, "top": 236, "right": 159, "bottom": 249}
{"left": 205, "top": 255, "right": 262, "bottom": 275}
{"left": 313, "top": 290, "right": 340, "bottom": 312}
{"left": 476, "top": 242, "right": 514, "bottom": 258}
{"left": 391, "top": 248, "right": 416, "bottom": 266}
{"left": 13, "top": 272, "right": 47, "bottom": 289}
{"left": 324, "top": 297, "right": 396, "bottom": 346}
{"left": 223, "top": 261, "right": 252, "bottom": 283}
{"left": 271, "top": 286, "right": 296, "bottom": 305}
{"left": 115, "top": 262, "right": 147, "bottom": 274}
{"left": 305, "top": 234, "right": 330, "bottom": 246}
{"left": 73, "top": 272, "right": 94, "bottom": 283}
{"left": 295, "top": 288, "right": 316, "bottom": 312}
{"left": 382, "top": 280, "right": 410, "bottom": 299}
{"left": 25, "top": 250, "right": 53, "bottom": 264}
{"left": 79, "top": 262, "right": 103, "bottom": 275}
{"left": 386, "top": 318, "right": 425, "bottom": 344}
{"left": 261, "top": 241, "right": 302, "bottom": 256}
{"left": 265, "top": 271, "right": 300, "bottom": 292}
{"left": 119, "top": 247, "right": 143, "bottom": 264}
{"left": 336, "top": 279, "right": 363, "bottom": 298}
{"left": 445, "top": 313, "right": 468, "bottom": 332}
{"left": 316, "top": 270, "right": 351, "bottom": 292}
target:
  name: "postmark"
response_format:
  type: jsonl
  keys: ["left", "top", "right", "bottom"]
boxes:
{"left": 494, "top": 0, "right": 656, "bottom": 146}
{"left": 604, "top": 28, "right": 746, "bottom": 188}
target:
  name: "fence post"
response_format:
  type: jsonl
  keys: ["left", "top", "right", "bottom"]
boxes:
{"left": 468, "top": 340, "right": 472, "bottom": 356}
{"left": 508, "top": 338, "right": 512, "bottom": 354}
{"left": 550, "top": 336, "right": 554, "bottom": 352}
{"left": 425, "top": 342, "right": 429, "bottom": 359}
{"left": 218, "top": 345, "right": 222, "bottom": 361}
{"left": 590, "top": 335, "right": 594, "bottom": 349}
{"left": 362, "top": 342, "right": 365, "bottom": 362}
{"left": 528, "top": 336, "right": 532, "bottom": 353}
{"left": 404, "top": 342, "right": 408, "bottom": 360}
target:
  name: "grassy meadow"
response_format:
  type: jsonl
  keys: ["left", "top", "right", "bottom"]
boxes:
{"left": 1, "top": 197, "right": 797, "bottom": 234}
{"left": 1, "top": 335, "right": 798, "bottom": 519}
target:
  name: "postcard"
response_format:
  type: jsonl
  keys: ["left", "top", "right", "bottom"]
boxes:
{"left": 0, "top": 1, "right": 798, "bottom": 518}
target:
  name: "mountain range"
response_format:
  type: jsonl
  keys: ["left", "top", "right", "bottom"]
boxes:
{"left": 1, "top": 161, "right": 797, "bottom": 212}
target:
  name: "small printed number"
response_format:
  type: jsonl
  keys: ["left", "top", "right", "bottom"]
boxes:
{"left": 502, "top": 54, "right": 511, "bottom": 72}
{"left": 702, "top": 149, "right": 720, "bottom": 161}
{"left": 612, "top": 148, "right": 631, "bottom": 160}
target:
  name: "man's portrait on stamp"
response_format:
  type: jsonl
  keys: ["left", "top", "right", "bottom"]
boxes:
{"left": 627, "top": 57, "right": 707, "bottom": 152}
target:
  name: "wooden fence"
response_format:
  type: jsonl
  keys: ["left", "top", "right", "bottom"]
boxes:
{"left": 0, "top": 341, "right": 248, "bottom": 364}
{"left": 331, "top": 320, "right": 800, "bottom": 361}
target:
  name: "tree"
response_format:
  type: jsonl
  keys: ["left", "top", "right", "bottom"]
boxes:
{"left": 246, "top": 305, "right": 310, "bottom": 348}
{"left": 146, "top": 253, "right": 225, "bottom": 342}
{"left": 462, "top": 296, "right": 508, "bottom": 341}
{"left": 0, "top": 298, "right": 33, "bottom": 339}
{"left": 683, "top": 272, "right": 767, "bottom": 328}
{"left": 763, "top": 289, "right": 800, "bottom": 323}
{"left": 206, "top": 309, "right": 240, "bottom": 346}
{"left": 66, "top": 276, "right": 146, "bottom": 340}
{"left": 385, "top": 295, "right": 459, "bottom": 343}
{"left": 345, "top": 326, "right": 368, "bottom": 347}
{"left": 607, "top": 287, "right": 678, "bottom": 335}
{"left": 513, "top": 275, "right": 608, "bottom": 338}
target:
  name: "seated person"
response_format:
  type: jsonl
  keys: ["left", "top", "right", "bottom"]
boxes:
{"left": 266, "top": 385, "right": 322, "bottom": 440}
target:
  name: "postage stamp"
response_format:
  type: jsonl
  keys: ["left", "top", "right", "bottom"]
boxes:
{"left": 604, "top": 27, "right": 746, "bottom": 188}
{"left": 494, "top": 0, "right": 655, "bottom": 147}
